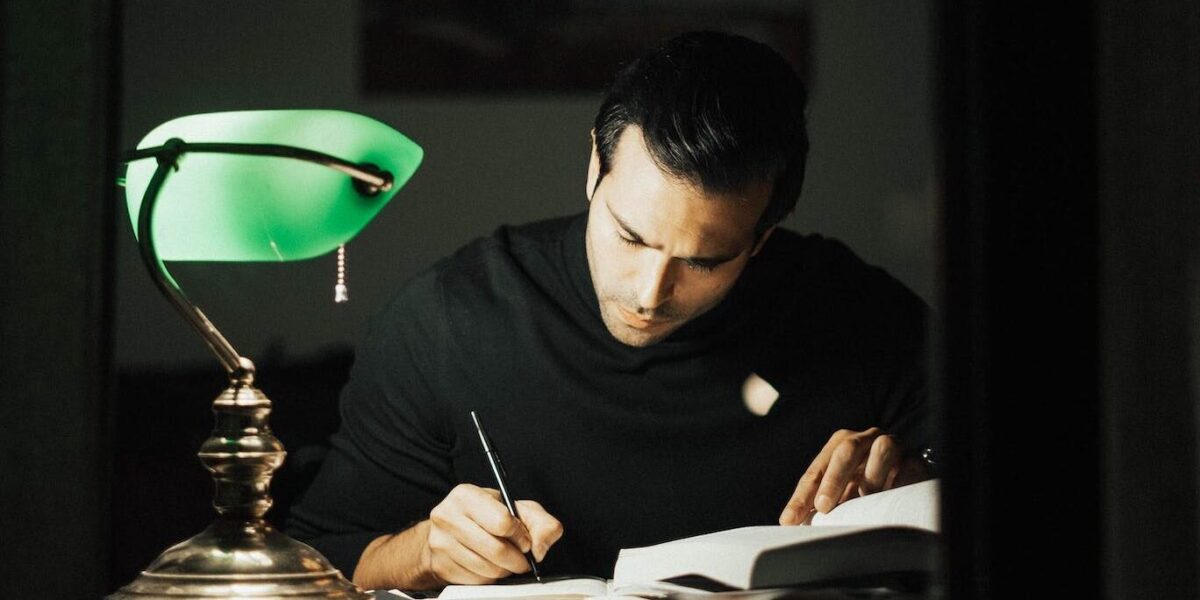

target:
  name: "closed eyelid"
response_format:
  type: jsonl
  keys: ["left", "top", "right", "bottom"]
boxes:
{"left": 686, "top": 258, "right": 721, "bottom": 270}
{"left": 608, "top": 203, "right": 739, "bottom": 266}
{"left": 616, "top": 232, "right": 642, "bottom": 246}
{"left": 611, "top": 215, "right": 646, "bottom": 245}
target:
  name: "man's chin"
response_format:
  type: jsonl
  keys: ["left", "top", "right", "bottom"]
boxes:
{"left": 608, "top": 328, "right": 666, "bottom": 348}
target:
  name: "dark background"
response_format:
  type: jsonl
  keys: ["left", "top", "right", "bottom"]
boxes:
{"left": 2, "top": 1, "right": 1197, "bottom": 598}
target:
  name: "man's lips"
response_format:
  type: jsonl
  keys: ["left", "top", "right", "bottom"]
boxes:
{"left": 617, "top": 306, "right": 668, "bottom": 329}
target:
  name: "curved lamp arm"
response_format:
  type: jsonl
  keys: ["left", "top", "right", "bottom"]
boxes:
{"left": 126, "top": 141, "right": 394, "bottom": 195}
{"left": 126, "top": 137, "right": 394, "bottom": 384}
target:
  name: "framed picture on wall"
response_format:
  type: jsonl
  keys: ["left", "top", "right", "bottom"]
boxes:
{"left": 361, "top": 0, "right": 811, "bottom": 94}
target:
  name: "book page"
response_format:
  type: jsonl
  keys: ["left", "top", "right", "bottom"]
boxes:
{"left": 810, "top": 479, "right": 939, "bottom": 532}
{"left": 613, "top": 525, "right": 898, "bottom": 590}
{"left": 612, "top": 482, "right": 940, "bottom": 590}
{"left": 437, "top": 576, "right": 610, "bottom": 599}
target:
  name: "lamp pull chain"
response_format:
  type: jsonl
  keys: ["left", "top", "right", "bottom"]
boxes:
{"left": 334, "top": 244, "right": 349, "bottom": 303}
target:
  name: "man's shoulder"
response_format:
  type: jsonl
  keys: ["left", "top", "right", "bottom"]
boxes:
{"left": 499, "top": 213, "right": 580, "bottom": 249}
{"left": 758, "top": 228, "right": 882, "bottom": 281}
{"left": 384, "top": 214, "right": 579, "bottom": 310}
{"left": 432, "top": 213, "right": 576, "bottom": 283}
{"left": 757, "top": 228, "right": 926, "bottom": 313}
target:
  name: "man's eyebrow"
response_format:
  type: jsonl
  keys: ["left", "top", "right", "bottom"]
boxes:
{"left": 609, "top": 209, "right": 647, "bottom": 244}
{"left": 608, "top": 205, "right": 743, "bottom": 266}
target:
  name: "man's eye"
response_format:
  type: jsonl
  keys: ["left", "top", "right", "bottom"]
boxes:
{"left": 616, "top": 233, "right": 640, "bottom": 247}
{"left": 685, "top": 260, "right": 716, "bottom": 274}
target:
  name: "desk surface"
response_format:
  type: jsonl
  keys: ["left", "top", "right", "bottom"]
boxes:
{"left": 374, "top": 585, "right": 935, "bottom": 600}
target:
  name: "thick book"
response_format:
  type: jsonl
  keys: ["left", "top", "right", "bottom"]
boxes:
{"left": 397, "top": 480, "right": 940, "bottom": 599}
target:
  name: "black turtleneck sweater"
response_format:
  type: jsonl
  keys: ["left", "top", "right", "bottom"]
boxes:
{"left": 287, "top": 212, "right": 931, "bottom": 580}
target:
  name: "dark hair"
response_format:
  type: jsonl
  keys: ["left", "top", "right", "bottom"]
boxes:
{"left": 593, "top": 31, "right": 810, "bottom": 237}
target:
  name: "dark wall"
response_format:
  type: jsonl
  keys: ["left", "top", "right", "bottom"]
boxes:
{"left": 939, "top": 3, "right": 1101, "bottom": 596}
{"left": 0, "top": 0, "right": 118, "bottom": 597}
{"left": 1097, "top": 2, "right": 1200, "bottom": 597}
{"left": 938, "top": 1, "right": 1200, "bottom": 598}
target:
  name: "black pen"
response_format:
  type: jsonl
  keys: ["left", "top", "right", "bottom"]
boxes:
{"left": 470, "top": 410, "right": 543, "bottom": 582}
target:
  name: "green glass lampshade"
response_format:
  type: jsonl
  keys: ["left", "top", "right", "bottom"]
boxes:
{"left": 123, "top": 109, "right": 423, "bottom": 261}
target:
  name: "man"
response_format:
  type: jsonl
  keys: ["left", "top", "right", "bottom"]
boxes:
{"left": 288, "top": 31, "right": 932, "bottom": 590}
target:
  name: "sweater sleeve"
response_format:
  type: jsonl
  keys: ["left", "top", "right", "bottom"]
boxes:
{"left": 859, "top": 268, "right": 935, "bottom": 459}
{"left": 790, "top": 235, "right": 936, "bottom": 458}
{"left": 286, "top": 269, "right": 457, "bottom": 579}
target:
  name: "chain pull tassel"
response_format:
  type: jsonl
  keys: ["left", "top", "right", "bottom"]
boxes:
{"left": 334, "top": 244, "right": 349, "bottom": 303}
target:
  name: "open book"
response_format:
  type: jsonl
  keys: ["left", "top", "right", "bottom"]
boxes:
{"left": 401, "top": 480, "right": 939, "bottom": 599}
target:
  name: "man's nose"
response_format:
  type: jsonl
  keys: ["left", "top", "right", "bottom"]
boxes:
{"left": 636, "top": 253, "right": 675, "bottom": 310}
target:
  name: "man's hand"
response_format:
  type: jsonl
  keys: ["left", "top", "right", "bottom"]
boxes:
{"left": 425, "top": 484, "right": 563, "bottom": 584}
{"left": 778, "top": 428, "right": 927, "bottom": 525}
{"left": 354, "top": 484, "right": 564, "bottom": 590}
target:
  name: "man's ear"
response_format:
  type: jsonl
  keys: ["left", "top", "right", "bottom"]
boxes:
{"left": 750, "top": 226, "right": 776, "bottom": 257}
{"left": 586, "top": 129, "right": 600, "bottom": 202}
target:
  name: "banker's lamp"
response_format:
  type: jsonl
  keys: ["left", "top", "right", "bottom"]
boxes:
{"left": 109, "top": 110, "right": 423, "bottom": 599}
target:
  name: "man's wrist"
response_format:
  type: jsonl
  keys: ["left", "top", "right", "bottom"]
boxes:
{"left": 415, "top": 521, "right": 445, "bottom": 588}
{"left": 354, "top": 520, "right": 442, "bottom": 591}
{"left": 919, "top": 447, "right": 939, "bottom": 478}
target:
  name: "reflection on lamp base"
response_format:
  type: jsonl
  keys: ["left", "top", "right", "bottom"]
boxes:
{"left": 108, "top": 520, "right": 368, "bottom": 598}
{"left": 108, "top": 381, "right": 369, "bottom": 599}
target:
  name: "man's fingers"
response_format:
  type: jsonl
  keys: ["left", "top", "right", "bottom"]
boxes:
{"left": 427, "top": 521, "right": 517, "bottom": 583}
{"left": 861, "top": 435, "right": 901, "bottom": 495}
{"left": 815, "top": 428, "right": 880, "bottom": 513}
{"left": 839, "top": 476, "right": 859, "bottom": 504}
{"left": 453, "top": 516, "right": 533, "bottom": 575}
{"left": 516, "top": 500, "right": 565, "bottom": 561}
{"left": 440, "top": 541, "right": 514, "bottom": 583}
{"left": 429, "top": 484, "right": 533, "bottom": 579}
{"left": 780, "top": 429, "right": 856, "bottom": 525}
{"left": 779, "top": 466, "right": 824, "bottom": 525}
{"left": 457, "top": 487, "right": 525, "bottom": 540}
{"left": 781, "top": 429, "right": 912, "bottom": 525}
{"left": 431, "top": 553, "right": 496, "bottom": 586}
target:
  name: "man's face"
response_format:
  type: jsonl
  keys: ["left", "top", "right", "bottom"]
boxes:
{"left": 584, "top": 126, "right": 773, "bottom": 347}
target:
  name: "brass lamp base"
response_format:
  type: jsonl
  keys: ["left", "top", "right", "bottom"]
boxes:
{"left": 110, "top": 381, "right": 369, "bottom": 599}
{"left": 113, "top": 125, "right": 413, "bottom": 599}
{"left": 108, "top": 520, "right": 368, "bottom": 599}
